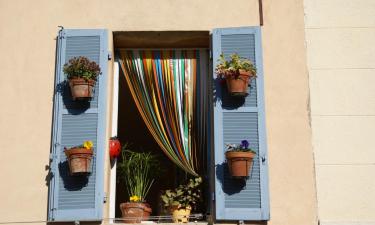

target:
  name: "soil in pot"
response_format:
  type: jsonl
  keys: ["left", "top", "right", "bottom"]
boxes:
{"left": 68, "top": 77, "right": 96, "bottom": 100}
{"left": 225, "top": 151, "right": 256, "bottom": 178}
{"left": 64, "top": 147, "right": 93, "bottom": 175}
{"left": 120, "top": 202, "right": 152, "bottom": 223}
{"left": 172, "top": 207, "right": 191, "bottom": 223}
{"left": 225, "top": 70, "right": 254, "bottom": 97}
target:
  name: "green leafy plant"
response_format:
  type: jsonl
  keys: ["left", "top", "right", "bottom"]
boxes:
{"left": 161, "top": 177, "right": 202, "bottom": 210}
{"left": 63, "top": 56, "right": 101, "bottom": 81}
{"left": 225, "top": 140, "right": 256, "bottom": 154}
{"left": 215, "top": 53, "right": 257, "bottom": 79}
{"left": 117, "top": 144, "right": 160, "bottom": 203}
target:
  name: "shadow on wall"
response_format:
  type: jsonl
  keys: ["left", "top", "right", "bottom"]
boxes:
{"left": 215, "top": 162, "right": 246, "bottom": 195}
{"left": 57, "top": 80, "right": 91, "bottom": 114}
{"left": 58, "top": 161, "right": 89, "bottom": 191}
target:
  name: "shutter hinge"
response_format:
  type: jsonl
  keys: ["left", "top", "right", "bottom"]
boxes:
{"left": 50, "top": 207, "right": 57, "bottom": 221}
{"left": 59, "top": 32, "right": 65, "bottom": 39}
{"left": 108, "top": 52, "right": 112, "bottom": 60}
{"left": 103, "top": 192, "right": 108, "bottom": 203}
{"left": 261, "top": 155, "right": 267, "bottom": 165}
{"left": 49, "top": 152, "right": 57, "bottom": 161}
{"left": 212, "top": 192, "right": 215, "bottom": 201}
{"left": 209, "top": 50, "right": 213, "bottom": 60}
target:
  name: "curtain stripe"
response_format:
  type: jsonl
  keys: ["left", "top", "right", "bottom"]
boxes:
{"left": 119, "top": 50, "right": 202, "bottom": 176}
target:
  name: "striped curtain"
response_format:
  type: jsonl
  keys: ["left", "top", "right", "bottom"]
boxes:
{"left": 119, "top": 50, "right": 206, "bottom": 176}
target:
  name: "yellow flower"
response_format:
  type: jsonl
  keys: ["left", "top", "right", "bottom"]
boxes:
{"left": 83, "top": 141, "right": 93, "bottom": 150}
{"left": 130, "top": 195, "right": 140, "bottom": 202}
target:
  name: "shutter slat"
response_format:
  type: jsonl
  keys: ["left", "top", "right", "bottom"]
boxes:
{"left": 48, "top": 29, "right": 108, "bottom": 222}
{"left": 213, "top": 27, "right": 269, "bottom": 221}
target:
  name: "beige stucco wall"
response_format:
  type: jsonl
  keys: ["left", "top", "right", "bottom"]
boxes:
{"left": 304, "top": 0, "right": 375, "bottom": 224}
{"left": 0, "top": 0, "right": 316, "bottom": 224}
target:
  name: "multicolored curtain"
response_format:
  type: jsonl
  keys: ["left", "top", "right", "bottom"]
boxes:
{"left": 119, "top": 50, "right": 206, "bottom": 176}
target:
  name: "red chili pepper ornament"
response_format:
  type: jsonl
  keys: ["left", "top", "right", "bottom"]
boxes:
{"left": 109, "top": 137, "right": 121, "bottom": 159}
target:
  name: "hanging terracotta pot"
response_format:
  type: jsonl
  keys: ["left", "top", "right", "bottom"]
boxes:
{"left": 109, "top": 137, "right": 121, "bottom": 159}
{"left": 171, "top": 207, "right": 191, "bottom": 223}
{"left": 64, "top": 147, "right": 93, "bottom": 175}
{"left": 225, "top": 151, "right": 256, "bottom": 178}
{"left": 225, "top": 70, "right": 254, "bottom": 97}
{"left": 120, "top": 202, "right": 152, "bottom": 223}
{"left": 68, "top": 77, "right": 96, "bottom": 100}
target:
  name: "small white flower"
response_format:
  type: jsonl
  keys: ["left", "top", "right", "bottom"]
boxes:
{"left": 225, "top": 143, "right": 237, "bottom": 150}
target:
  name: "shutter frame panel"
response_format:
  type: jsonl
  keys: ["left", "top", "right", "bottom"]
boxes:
{"left": 48, "top": 29, "right": 108, "bottom": 221}
{"left": 212, "top": 27, "right": 269, "bottom": 221}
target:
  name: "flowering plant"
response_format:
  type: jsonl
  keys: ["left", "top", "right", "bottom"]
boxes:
{"left": 65, "top": 140, "right": 93, "bottom": 150}
{"left": 129, "top": 195, "right": 140, "bottom": 202}
{"left": 63, "top": 56, "right": 101, "bottom": 81}
{"left": 83, "top": 141, "right": 93, "bottom": 149}
{"left": 117, "top": 144, "right": 160, "bottom": 203}
{"left": 225, "top": 140, "right": 256, "bottom": 154}
{"left": 215, "top": 53, "right": 257, "bottom": 79}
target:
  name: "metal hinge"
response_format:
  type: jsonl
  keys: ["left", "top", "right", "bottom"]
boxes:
{"left": 103, "top": 192, "right": 108, "bottom": 203}
{"left": 108, "top": 52, "right": 112, "bottom": 60}
{"left": 49, "top": 152, "right": 57, "bottom": 162}
{"left": 261, "top": 155, "right": 267, "bottom": 165}
{"left": 212, "top": 192, "right": 215, "bottom": 201}
{"left": 50, "top": 208, "right": 56, "bottom": 221}
{"left": 209, "top": 50, "right": 213, "bottom": 60}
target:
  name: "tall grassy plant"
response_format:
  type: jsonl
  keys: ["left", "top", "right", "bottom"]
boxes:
{"left": 117, "top": 145, "right": 160, "bottom": 202}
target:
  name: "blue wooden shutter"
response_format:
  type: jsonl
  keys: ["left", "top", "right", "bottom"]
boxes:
{"left": 212, "top": 27, "right": 269, "bottom": 221}
{"left": 48, "top": 29, "right": 108, "bottom": 221}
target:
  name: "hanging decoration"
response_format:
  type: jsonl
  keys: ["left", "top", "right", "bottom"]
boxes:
{"left": 109, "top": 136, "right": 121, "bottom": 159}
{"left": 119, "top": 50, "right": 206, "bottom": 176}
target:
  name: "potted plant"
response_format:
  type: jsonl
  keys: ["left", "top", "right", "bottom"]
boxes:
{"left": 117, "top": 145, "right": 160, "bottom": 223}
{"left": 63, "top": 56, "right": 101, "bottom": 100}
{"left": 161, "top": 177, "right": 202, "bottom": 223}
{"left": 64, "top": 140, "right": 94, "bottom": 175}
{"left": 215, "top": 53, "right": 257, "bottom": 97}
{"left": 225, "top": 140, "right": 256, "bottom": 178}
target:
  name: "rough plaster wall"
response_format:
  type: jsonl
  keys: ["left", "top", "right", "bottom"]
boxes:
{"left": 304, "top": 0, "right": 375, "bottom": 224}
{"left": 0, "top": 0, "right": 316, "bottom": 224}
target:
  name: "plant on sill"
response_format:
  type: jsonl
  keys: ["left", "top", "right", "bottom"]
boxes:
{"left": 64, "top": 140, "right": 94, "bottom": 175}
{"left": 215, "top": 53, "right": 257, "bottom": 97}
{"left": 63, "top": 56, "right": 101, "bottom": 100}
{"left": 117, "top": 144, "right": 161, "bottom": 223}
{"left": 161, "top": 177, "right": 202, "bottom": 223}
{"left": 225, "top": 140, "right": 256, "bottom": 178}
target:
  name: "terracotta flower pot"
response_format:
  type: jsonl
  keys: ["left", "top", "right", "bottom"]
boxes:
{"left": 225, "top": 70, "right": 254, "bottom": 97}
{"left": 64, "top": 147, "right": 93, "bottom": 175}
{"left": 120, "top": 202, "right": 152, "bottom": 223}
{"left": 225, "top": 151, "right": 256, "bottom": 178}
{"left": 172, "top": 207, "right": 191, "bottom": 223}
{"left": 68, "top": 77, "right": 96, "bottom": 100}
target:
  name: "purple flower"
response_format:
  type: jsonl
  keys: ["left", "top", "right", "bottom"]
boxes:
{"left": 240, "top": 140, "right": 249, "bottom": 149}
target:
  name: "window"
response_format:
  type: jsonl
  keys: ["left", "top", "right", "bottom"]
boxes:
{"left": 48, "top": 27, "right": 269, "bottom": 222}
